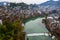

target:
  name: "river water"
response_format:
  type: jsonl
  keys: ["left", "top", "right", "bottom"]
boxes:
{"left": 25, "top": 17, "right": 54, "bottom": 40}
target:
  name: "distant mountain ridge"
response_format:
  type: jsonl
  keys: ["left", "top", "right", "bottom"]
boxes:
{"left": 40, "top": 1, "right": 60, "bottom": 6}
{"left": 37, "top": 0, "right": 60, "bottom": 11}
{"left": 0, "top": 0, "right": 60, "bottom": 11}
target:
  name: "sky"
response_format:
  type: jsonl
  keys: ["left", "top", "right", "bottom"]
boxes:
{"left": 0, "top": 0, "right": 58, "bottom": 4}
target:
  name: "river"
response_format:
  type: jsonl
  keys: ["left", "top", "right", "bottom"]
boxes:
{"left": 25, "top": 17, "right": 54, "bottom": 40}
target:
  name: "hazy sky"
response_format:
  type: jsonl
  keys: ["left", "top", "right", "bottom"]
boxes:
{"left": 0, "top": 0, "right": 58, "bottom": 4}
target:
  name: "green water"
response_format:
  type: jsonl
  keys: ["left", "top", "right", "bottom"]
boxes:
{"left": 25, "top": 17, "right": 53, "bottom": 40}
{"left": 28, "top": 36, "right": 53, "bottom": 40}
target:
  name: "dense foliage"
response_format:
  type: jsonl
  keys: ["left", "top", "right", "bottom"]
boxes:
{"left": 0, "top": 16, "right": 25, "bottom": 40}
{"left": 10, "top": 2, "right": 28, "bottom": 9}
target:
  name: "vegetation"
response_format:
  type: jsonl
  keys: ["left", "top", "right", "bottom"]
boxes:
{"left": 10, "top": 2, "right": 28, "bottom": 9}
{"left": 0, "top": 15, "right": 25, "bottom": 40}
{"left": 10, "top": 3, "right": 17, "bottom": 8}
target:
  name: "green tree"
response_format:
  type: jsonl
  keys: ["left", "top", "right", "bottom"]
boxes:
{"left": 0, "top": 17, "right": 25, "bottom": 40}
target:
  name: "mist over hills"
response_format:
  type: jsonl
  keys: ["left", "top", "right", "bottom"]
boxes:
{"left": 0, "top": 0, "right": 60, "bottom": 6}
{"left": 39, "top": 0, "right": 60, "bottom": 11}
{"left": 0, "top": 0, "right": 60, "bottom": 10}
{"left": 40, "top": 0, "right": 60, "bottom": 6}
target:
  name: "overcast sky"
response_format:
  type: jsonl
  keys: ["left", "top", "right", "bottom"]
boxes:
{"left": 0, "top": 0, "right": 58, "bottom": 4}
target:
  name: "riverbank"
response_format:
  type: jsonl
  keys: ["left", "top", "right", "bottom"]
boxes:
{"left": 25, "top": 17, "right": 54, "bottom": 40}
{"left": 25, "top": 17, "right": 48, "bottom": 34}
{"left": 24, "top": 16, "right": 44, "bottom": 24}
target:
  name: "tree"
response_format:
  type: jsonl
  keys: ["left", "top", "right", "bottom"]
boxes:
{"left": 0, "top": 14, "right": 25, "bottom": 40}
{"left": 17, "top": 2, "right": 29, "bottom": 9}
{"left": 10, "top": 3, "right": 17, "bottom": 8}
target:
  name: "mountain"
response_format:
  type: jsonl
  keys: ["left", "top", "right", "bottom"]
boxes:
{"left": 38, "top": 0, "right": 60, "bottom": 11}
{"left": 0, "top": 0, "right": 60, "bottom": 11}
{"left": 40, "top": 1, "right": 60, "bottom": 6}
